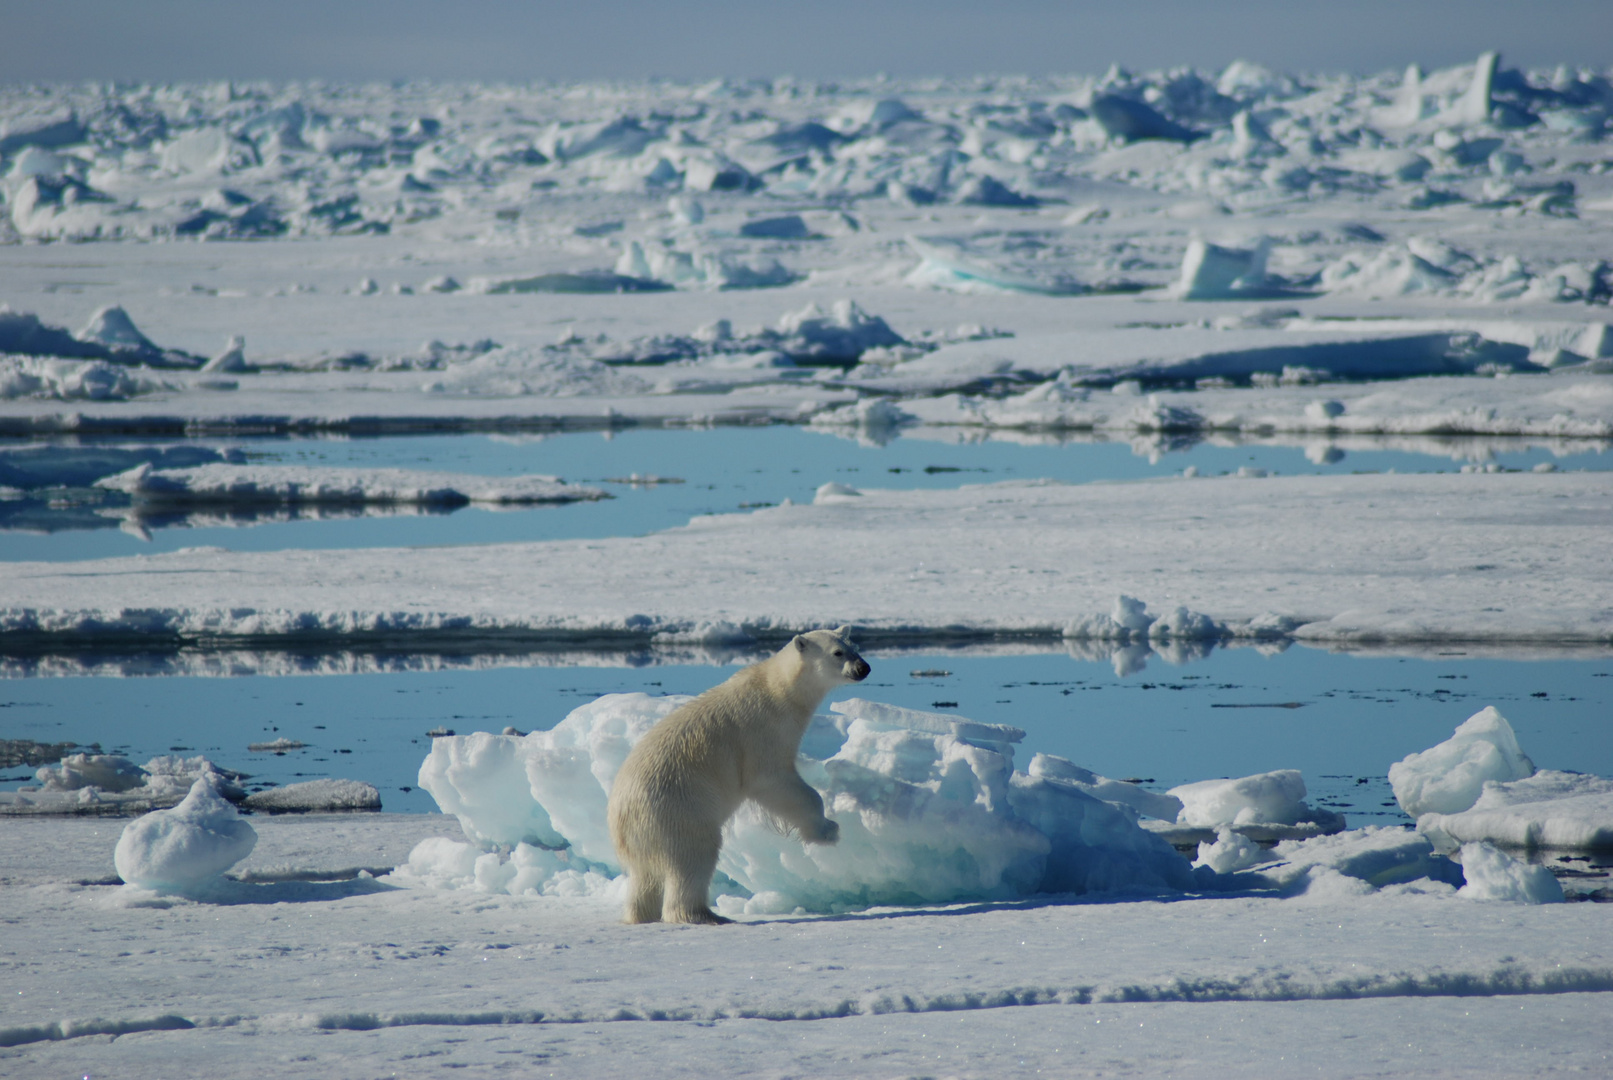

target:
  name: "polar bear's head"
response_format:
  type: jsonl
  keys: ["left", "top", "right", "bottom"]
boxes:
{"left": 789, "top": 626, "right": 871, "bottom": 687}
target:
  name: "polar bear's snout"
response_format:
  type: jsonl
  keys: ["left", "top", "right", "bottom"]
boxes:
{"left": 846, "top": 657, "right": 871, "bottom": 682}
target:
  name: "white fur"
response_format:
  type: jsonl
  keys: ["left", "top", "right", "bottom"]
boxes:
{"left": 607, "top": 627, "right": 869, "bottom": 923}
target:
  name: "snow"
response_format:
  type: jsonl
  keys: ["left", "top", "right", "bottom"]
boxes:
{"left": 2, "top": 750, "right": 385, "bottom": 817}
{"left": 1253, "top": 827, "right": 1465, "bottom": 893}
{"left": 112, "top": 777, "right": 258, "bottom": 891}
{"left": 1389, "top": 706, "right": 1537, "bottom": 817}
{"left": 4, "top": 471, "right": 1609, "bottom": 649}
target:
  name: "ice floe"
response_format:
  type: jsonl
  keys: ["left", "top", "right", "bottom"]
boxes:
{"left": 95, "top": 463, "right": 606, "bottom": 508}
{"left": 4, "top": 471, "right": 1608, "bottom": 649}
{"left": 1418, "top": 771, "right": 1613, "bottom": 852}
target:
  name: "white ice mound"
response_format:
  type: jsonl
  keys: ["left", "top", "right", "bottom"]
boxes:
{"left": 1389, "top": 706, "right": 1535, "bottom": 818}
{"left": 76, "top": 305, "right": 156, "bottom": 352}
{"left": 413, "top": 692, "right": 1195, "bottom": 912}
{"left": 1456, "top": 841, "right": 1564, "bottom": 904}
{"left": 1417, "top": 770, "right": 1613, "bottom": 851}
{"left": 1174, "top": 239, "right": 1271, "bottom": 300}
{"left": 1170, "top": 769, "right": 1311, "bottom": 827}
{"left": 113, "top": 777, "right": 258, "bottom": 891}
{"left": 1193, "top": 827, "right": 1273, "bottom": 874}
{"left": 419, "top": 693, "right": 676, "bottom": 856}
{"left": 1062, "top": 595, "right": 1221, "bottom": 643}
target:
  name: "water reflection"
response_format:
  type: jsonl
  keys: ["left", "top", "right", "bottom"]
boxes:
{"left": 0, "top": 426, "right": 1607, "bottom": 560}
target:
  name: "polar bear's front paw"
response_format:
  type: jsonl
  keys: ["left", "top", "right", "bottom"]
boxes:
{"left": 807, "top": 817, "right": 840, "bottom": 845}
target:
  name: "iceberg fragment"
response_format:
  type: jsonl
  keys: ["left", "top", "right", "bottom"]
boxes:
{"left": 1389, "top": 706, "right": 1535, "bottom": 818}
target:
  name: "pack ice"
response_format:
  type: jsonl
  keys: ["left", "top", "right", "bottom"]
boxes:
{"left": 403, "top": 693, "right": 1569, "bottom": 911}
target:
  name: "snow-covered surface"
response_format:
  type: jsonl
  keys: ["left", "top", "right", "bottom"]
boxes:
{"left": 3, "top": 809, "right": 1611, "bottom": 1077}
{"left": 2, "top": 471, "right": 1609, "bottom": 647}
{"left": 6, "top": 52, "right": 1613, "bottom": 1074}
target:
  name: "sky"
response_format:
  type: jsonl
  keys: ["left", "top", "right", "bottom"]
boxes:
{"left": 2, "top": 0, "right": 1610, "bottom": 84}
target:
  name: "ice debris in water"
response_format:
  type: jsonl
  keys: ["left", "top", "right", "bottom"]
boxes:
{"left": 408, "top": 692, "right": 1199, "bottom": 912}
{"left": 113, "top": 777, "right": 258, "bottom": 892}
{"left": 1389, "top": 706, "right": 1534, "bottom": 818}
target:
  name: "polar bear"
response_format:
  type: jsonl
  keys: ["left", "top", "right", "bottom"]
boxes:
{"left": 607, "top": 626, "right": 870, "bottom": 924}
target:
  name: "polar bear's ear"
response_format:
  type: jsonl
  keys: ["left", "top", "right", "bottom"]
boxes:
{"left": 833, "top": 624, "right": 853, "bottom": 638}
{"left": 792, "top": 635, "right": 807, "bottom": 652}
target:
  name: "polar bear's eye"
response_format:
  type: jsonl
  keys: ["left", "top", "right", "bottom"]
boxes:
{"left": 833, "top": 650, "right": 843, "bottom": 657}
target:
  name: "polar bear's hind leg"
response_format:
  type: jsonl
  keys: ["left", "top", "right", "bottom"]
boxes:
{"left": 663, "top": 828, "right": 729, "bottom": 924}
{"left": 623, "top": 864, "right": 665, "bottom": 924}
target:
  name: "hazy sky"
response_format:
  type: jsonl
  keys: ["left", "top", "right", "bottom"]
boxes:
{"left": 3, "top": 0, "right": 1610, "bottom": 84}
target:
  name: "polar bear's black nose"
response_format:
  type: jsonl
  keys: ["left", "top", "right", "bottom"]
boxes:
{"left": 849, "top": 659, "right": 870, "bottom": 681}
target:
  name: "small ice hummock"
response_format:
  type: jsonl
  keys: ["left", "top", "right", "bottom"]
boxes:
{"left": 113, "top": 777, "right": 258, "bottom": 892}
{"left": 1389, "top": 706, "right": 1535, "bottom": 818}
{"left": 1455, "top": 842, "right": 1564, "bottom": 904}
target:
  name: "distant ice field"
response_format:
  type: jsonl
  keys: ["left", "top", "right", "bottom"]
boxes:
{"left": 2, "top": 426, "right": 1608, "bottom": 562}
{"left": 3, "top": 645, "right": 1608, "bottom": 822}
